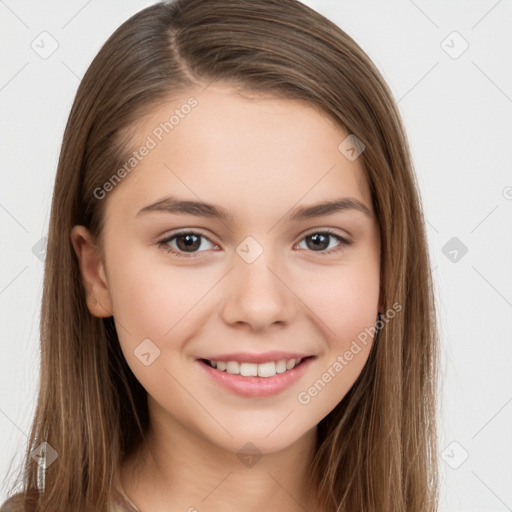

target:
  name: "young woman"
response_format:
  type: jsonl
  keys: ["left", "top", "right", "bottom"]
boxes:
{"left": 1, "top": 1, "right": 439, "bottom": 511}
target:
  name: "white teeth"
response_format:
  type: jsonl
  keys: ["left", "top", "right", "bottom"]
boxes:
{"left": 258, "top": 361, "right": 276, "bottom": 378}
{"left": 208, "top": 358, "right": 303, "bottom": 377}
{"left": 226, "top": 361, "right": 240, "bottom": 374}
{"left": 275, "top": 360, "right": 287, "bottom": 373}
{"left": 240, "top": 362, "right": 258, "bottom": 376}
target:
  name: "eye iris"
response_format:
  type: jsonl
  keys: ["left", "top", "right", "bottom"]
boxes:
{"left": 169, "top": 232, "right": 338, "bottom": 254}
{"left": 307, "top": 233, "right": 329, "bottom": 251}
{"left": 176, "top": 234, "right": 201, "bottom": 252}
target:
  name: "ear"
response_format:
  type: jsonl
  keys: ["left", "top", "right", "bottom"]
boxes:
{"left": 70, "top": 225, "right": 113, "bottom": 318}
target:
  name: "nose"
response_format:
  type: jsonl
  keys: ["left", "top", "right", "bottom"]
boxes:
{"left": 220, "top": 246, "right": 297, "bottom": 332}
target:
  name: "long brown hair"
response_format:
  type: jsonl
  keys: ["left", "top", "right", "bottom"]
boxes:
{"left": 1, "top": 1, "right": 439, "bottom": 510}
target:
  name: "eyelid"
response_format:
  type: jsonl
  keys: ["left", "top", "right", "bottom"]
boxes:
{"left": 300, "top": 226, "right": 352, "bottom": 242}
{"left": 157, "top": 226, "right": 351, "bottom": 244}
{"left": 158, "top": 227, "right": 215, "bottom": 241}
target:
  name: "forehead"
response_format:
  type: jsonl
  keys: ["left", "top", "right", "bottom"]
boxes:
{"left": 105, "top": 83, "right": 373, "bottom": 221}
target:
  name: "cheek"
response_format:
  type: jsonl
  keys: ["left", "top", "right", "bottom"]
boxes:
{"left": 299, "top": 261, "right": 380, "bottom": 345}
{"left": 106, "top": 256, "right": 209, "bottom": 398}
{"left": 292, "top": 258, "right": 379, "bottom": 411}
{"left": 295, "top": 267, "right": 379, "bottom": 415}
{"left": 107, "top": 251, "right": 212, "bottom": 341}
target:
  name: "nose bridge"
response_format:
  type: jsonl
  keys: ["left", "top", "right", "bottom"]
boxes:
{"left": 220, "top": 235, "right": 295, "bottom": 330}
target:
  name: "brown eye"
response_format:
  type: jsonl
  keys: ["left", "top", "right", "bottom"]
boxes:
{"left": 175, "top": 233, "right": 202, "bottom": 252}
{"left": 296, "top": 230, "right": 352, "bottom": 255}
{"left": 158, "top": 231, "right": 216, "bottom": 258}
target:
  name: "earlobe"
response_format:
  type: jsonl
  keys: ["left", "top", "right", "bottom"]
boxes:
{"left": 70, "top": 225, "right": 113, "bottom": 318}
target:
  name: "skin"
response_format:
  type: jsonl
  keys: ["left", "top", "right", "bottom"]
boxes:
{"left": 71, "top": 83, "right": 381, "bottom": 512}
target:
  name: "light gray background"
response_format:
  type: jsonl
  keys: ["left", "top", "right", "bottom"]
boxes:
{"left": 1, "top": 1, "right": 511, "bottom": 510}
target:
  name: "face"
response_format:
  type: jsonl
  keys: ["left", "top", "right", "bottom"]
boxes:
{"left": 72, "top": 83, "right": 381, "bottom": 456}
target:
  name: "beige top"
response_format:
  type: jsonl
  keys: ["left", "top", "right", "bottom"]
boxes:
{"left": 109, "top": 470, "right": 141, "bottom": 512}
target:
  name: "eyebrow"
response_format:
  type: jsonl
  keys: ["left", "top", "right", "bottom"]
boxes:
{"left": 136, "top": 195, "right": 373, "bottom": 222}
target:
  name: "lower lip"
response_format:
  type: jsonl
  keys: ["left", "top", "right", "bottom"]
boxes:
{"left": 197, "top": 357, "right": 315, "bottom": 398}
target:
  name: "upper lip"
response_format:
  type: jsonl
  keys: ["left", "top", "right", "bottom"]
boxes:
{"left": 199, "top": 351, "right": 314, "bottom": 364}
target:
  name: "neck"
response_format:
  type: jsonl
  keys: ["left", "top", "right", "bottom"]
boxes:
{"left": 121, "top": 401, "right": 320, "bottom": 512}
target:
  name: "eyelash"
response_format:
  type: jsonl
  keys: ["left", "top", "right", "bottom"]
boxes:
{"left": 157, "top": 229, "right": 352, "bottom": 258}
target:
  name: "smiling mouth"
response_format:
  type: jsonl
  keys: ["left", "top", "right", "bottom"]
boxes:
{"left": 199, "top": 356, "right": 314, "bottom": 378}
